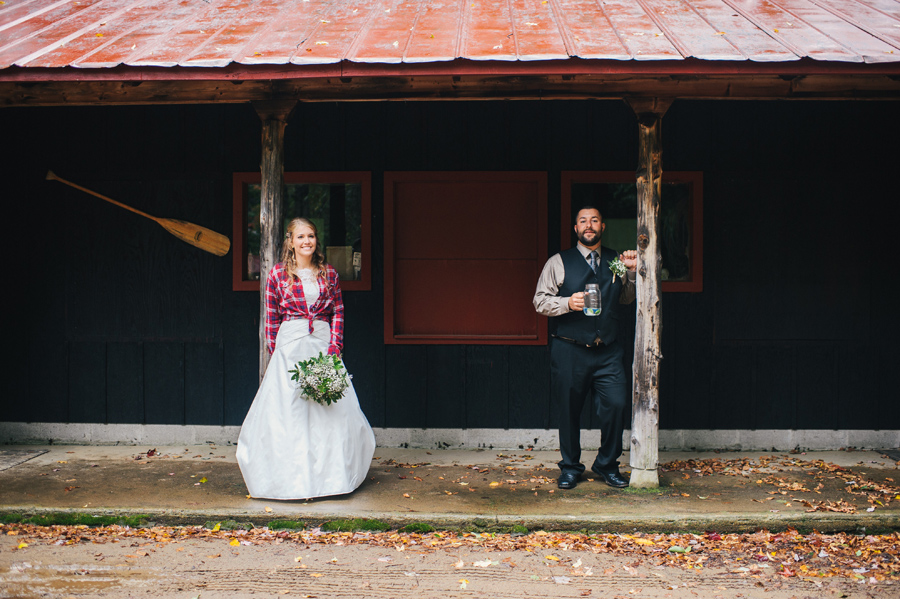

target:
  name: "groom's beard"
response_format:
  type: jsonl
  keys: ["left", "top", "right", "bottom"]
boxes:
{"left": 577, "top": 230, "right": 601, "bottom": 246}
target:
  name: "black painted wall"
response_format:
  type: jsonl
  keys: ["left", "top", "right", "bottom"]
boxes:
{"left": 2, "top": 99, "right": 898, "bottom": 431}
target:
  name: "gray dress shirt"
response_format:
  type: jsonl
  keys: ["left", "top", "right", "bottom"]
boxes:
{"left": 533, "top": 244, "right": 637, "bottom": 317}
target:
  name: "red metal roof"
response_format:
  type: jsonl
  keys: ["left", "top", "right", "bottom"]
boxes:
{"left": 1, "top": 0, "right": 898, "bottom": 71}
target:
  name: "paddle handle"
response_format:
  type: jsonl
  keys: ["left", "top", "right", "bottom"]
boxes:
{"left": 46, "top": 170, "right": 158, "bottom": 222}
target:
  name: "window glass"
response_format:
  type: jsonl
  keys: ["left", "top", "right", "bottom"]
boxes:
{"left": 570, "top": 182, "right": 693, "bottom": 282}
{"left": 563, "top": 172, "right": 702, "bottom": 292}
{"left": 233, "top": 173, "right": 370, "bottom": 291}
{"left": 245, "top": 183, "right": 363, "bottom": 282}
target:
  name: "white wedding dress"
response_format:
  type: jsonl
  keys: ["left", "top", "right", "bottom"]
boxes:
{"left": 236, "top": 272, "right": 375, "bottom": 500}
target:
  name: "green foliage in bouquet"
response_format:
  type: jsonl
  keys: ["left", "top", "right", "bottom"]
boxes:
{"left": 288, "top": 352, "right": 352, "bottom": 406}
{"left": 608, "top": 257, "right": 628, "bottom": 283}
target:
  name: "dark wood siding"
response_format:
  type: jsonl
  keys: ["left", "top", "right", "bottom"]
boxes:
{"left": 2, "top": 99, "right": 898, "bottom": 432}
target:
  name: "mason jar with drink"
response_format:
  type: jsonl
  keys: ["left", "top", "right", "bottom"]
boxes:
{"left": 583, "top": 283, "right": 601, "bottom": 316}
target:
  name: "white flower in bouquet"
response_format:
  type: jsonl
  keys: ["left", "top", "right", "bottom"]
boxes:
{"left": 288, "top": 352, "right": 352, "bottom": 406}
{"left": 608, "top": 257, "right": 627, "bottom": 283}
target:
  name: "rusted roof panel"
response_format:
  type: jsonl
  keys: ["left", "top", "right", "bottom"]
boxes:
{"left": 1, "top": 0, "right": 898, "bottom": 71}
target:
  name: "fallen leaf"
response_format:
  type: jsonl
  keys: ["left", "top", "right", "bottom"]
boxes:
{"left": 459, "top": 579, "right": 469, "bottom": 590}
{"left": 545, "top": 555, "right": 560, "bottom": 561}
{"left": 473, "top": 559, "right": 492, "bottom": 567}
{"left": 265, "top": 507, "right": 273, "bottom": 513}
{"left": 230, "top": 539, "right": 240, "bottom": 546}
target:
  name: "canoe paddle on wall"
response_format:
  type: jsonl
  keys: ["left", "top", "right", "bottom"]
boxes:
{"left": 47, "top": 170, "right": 230, "bottom": 257}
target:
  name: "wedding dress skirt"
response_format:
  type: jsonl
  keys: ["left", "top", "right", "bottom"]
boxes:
{"left": 236, "top": 319, "right": 376, "bottom": 500}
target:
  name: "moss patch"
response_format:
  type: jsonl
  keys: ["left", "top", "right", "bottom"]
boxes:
{"left": 22, "top": 513, "right": 151, "bottom": 527}
{"left": 321, "top": 518, "right": 389, "bottom": 532}
{"left": 0, "top": 513, "right": 24, "bottom": 524}
{"left": 204, "top": 520, "right": 255, "bottom": 531}
{"left": 621, "top": 486, "right": 666, "bottom": 495}
{"left": 268, "top": 519, "right": 305, "bottom": 530}
{"left": 400, "top": 522, "right": 434, "bottom": 534}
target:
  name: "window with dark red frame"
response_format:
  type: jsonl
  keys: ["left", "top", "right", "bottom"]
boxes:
{"left": 561, "top": 172, "right": 703, "bottom": 293}
{"left": 232, "top": 172, "right": 371, "bottom": 292}
{"left": 384, "top": 172, "right": 548, "bottom": 344}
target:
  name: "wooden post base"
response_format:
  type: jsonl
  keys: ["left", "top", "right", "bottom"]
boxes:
{"left": 629, "top": 467, "right": 660, "bottom": 489}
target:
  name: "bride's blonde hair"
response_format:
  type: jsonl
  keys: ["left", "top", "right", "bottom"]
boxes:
{"left": 281, "top": 217, "right": 326, "bottom": 280}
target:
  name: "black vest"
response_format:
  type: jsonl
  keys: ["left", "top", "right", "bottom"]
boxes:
{"left": 552, "top": 246, "right": 623, "bottom": 345}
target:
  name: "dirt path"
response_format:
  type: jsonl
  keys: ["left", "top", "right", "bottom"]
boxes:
{"left": 2, "top": 532, "right": 895, "bottom": 599}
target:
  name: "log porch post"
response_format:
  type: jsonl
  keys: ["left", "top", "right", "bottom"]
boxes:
{"left": 254, "top": 101, "right": 297, "bottom": 382}
{"left": 626, "top": 97, "right": 672, "bottom": 488}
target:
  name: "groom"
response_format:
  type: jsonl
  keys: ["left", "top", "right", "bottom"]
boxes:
{"left": 533, "top": 206, "right": 637, "bottom": 490}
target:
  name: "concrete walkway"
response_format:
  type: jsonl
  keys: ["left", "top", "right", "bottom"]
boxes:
{"left": 1, "top": 445, "right": 898, "bottom": 533}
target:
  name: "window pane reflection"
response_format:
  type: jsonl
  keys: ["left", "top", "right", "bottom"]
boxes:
{"left": 570, "top": 182, "right": 693, "bottom": 282}
{"left": 246, "top": 183, "right": 363, "bottom": 282}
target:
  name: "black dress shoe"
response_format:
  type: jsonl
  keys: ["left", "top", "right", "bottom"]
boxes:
{"left": 591, "top": 466, "right": 629, "bottom": 488}
{"left": 557, "top": 472, "right": 580, "bottom": 489}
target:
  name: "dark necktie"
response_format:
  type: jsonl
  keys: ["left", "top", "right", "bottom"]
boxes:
{"left": 588, "top": 250, "right": 599, "bottom": 274}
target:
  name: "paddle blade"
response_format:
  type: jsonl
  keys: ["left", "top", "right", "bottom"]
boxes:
{"left": 158, "top": 218, "right": 231, "bottom": 256}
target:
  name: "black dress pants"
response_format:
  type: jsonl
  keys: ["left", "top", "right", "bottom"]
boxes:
{"left": 550, "top": 337, "right": 628, "bottom": 476}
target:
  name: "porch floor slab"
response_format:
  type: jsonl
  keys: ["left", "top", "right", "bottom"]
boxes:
{"left": 1, "top": 445, "right": 897, "bottom": 533}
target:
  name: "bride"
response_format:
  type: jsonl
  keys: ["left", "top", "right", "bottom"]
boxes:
{"left": 236, "top": 217, "right": 375, "bottom": 500}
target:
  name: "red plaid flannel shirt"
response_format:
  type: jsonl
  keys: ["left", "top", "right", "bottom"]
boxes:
{"left": 264, "top": 262, "right": 344, "bottom": 355}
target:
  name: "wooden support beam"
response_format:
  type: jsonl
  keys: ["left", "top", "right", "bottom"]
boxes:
{"left": 626, "top": 97, "right": 671, "bottom": 489}
{"left": 254, "top": 100, "right": 296, "bottom": 381}
{"left": 3, "top": 74, "right": 900, "bottom": 108}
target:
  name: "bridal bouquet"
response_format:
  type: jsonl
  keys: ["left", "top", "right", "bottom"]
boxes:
{"left": 288, "top": 352, "right": 352, "bottom": 406}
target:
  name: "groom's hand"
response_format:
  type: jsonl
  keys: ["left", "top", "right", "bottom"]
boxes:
{"left": 620, "top": 250, "right": 638, "bottom": 271}
{"left": 568, "top": 292, "right": 585, "bottom": 311}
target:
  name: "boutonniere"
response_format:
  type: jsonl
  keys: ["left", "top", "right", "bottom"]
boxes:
{"left": 608, "top": 257, "right": 627, "bottom": 283}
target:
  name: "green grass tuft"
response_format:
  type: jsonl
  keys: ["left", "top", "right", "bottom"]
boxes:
{"left": 321, "top": 518, "right": 390, "bottom": 532}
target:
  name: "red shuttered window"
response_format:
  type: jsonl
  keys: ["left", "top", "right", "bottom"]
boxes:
{"left": 385, "top": 172, "right": 548, "bottom": 344}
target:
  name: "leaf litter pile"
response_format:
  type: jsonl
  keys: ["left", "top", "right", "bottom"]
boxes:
{"left": 660, "top": 454, "right": 900, "bottom": 514}
{"left": 5, "top": 523, "right": 900, "bottom": 585}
